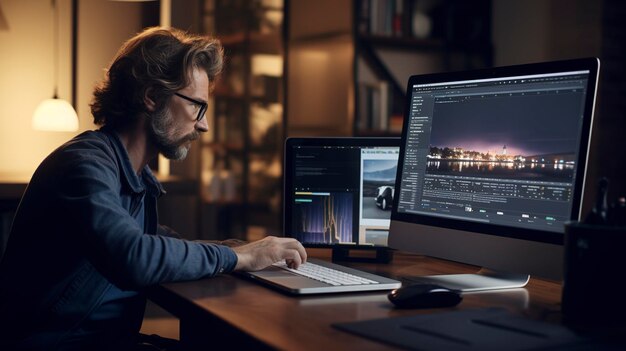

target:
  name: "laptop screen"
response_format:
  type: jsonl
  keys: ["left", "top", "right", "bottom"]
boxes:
{"left": 284, "top": 138, "right": 400, "bottom": 247}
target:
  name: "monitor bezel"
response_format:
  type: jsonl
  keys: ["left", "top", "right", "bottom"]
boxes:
{"left": 391, "top": 58, "right": 600, "bottom": 246}
{"left": 284, "top": 137, "right": 401, "bottom": 249}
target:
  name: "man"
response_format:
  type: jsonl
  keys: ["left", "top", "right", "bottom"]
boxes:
{"left": 0, "top": 27, "right": 306, "bottom": 350}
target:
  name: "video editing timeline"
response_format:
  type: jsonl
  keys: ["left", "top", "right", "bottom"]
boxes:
{"left": 291, "top": 146, "right": 399, "bottom": 246}
{"left": 398, "top": 71, "right": 590, "bottom": 232}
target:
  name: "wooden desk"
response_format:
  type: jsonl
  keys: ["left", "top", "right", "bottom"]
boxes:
{"left": 148, "top": 249, "right": 564, "bottom": 350}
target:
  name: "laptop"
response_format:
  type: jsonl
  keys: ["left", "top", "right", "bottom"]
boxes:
{"left": 240, "top": 137, "right": 403, "bottom": 295}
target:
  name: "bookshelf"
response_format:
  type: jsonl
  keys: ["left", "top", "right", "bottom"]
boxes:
{"left": 198, "top": 0, "right": 285, "bottom": 239}
{"left": 354, "top": 0, "right": 493, "bottom": 136}
{"left": 169, "top": 0, "right": 492, "bottom": 238}
{"left": 286, "top": 0, "right": 492, "bottom": 138}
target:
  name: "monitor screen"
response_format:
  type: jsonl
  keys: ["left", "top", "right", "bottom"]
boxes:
{"left": 389, "top": 58, "right": 599, "bottom": 285}
{"left": 284, "top": 138, "right": 400, "bottom": 248}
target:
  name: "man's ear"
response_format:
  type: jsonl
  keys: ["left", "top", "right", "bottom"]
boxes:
{"left": 143, "top": 88, "right": 157, "bottom": 112}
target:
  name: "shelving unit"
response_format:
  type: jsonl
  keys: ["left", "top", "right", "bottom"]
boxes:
{"left": 172, "top": 0, "right": 492, "bottom": 239}
{"left": 285, "top": 0, "right": 492, "bottom": 137}
{"left": 198, "top": 0, "right": 286, "bottom": 239}
{"left": 353, "top": 0, "right": 493, "bottom": 136}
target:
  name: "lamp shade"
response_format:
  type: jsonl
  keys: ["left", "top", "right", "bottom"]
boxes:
{"left": 32, "top": 97, "right": 79, "bottom": 132}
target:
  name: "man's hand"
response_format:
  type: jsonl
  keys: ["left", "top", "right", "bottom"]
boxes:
{"left": 232, "top": 236, "right": 307, "bottom": 271}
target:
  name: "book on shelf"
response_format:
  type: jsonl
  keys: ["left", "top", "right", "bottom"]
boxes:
{"left": 358, "top": 0, "right": 414, "bottom": 37}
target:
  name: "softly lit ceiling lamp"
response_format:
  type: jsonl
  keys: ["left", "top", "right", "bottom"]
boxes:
{"left": 32, "top": 0, "right": 78, "bottom": 132}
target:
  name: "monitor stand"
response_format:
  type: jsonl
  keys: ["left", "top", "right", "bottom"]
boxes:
{"left": 404, "top": 269, "right": 530, "bottom": 292}
{"left": 331, "top": 246, "right": 393, "bottom": 264}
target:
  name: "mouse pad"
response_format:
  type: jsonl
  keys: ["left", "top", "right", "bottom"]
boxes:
{"left": 333, "top": 308, "right": 600, "bottom": 351}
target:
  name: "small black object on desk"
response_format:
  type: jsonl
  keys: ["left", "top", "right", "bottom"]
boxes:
{"left": 388, "top": 284, "right": 462, "bottom": 309}
{"left": 563, "top": 177, "right": 626, "bottom": 327}
{"left": 331, "top": 246, "right": 393, "bottom": 264}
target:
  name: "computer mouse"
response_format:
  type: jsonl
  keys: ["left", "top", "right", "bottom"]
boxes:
{"left": 388, "top": 284, "right": 462, "bottom": 309}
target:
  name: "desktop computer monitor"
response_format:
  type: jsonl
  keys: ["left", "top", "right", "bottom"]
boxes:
{"left": 388, "top": 58, "right": 600, "bottom": 291}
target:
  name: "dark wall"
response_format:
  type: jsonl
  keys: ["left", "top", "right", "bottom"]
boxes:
{"left": 587, "top": 0, "right": 626, "bottom": 213}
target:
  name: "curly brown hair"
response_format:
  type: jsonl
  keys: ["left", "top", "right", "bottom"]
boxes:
{"left": 90, "top": 27, "right": 223, "bottom": 130}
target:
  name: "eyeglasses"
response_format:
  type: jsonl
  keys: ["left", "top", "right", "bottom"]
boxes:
{"left": 174, "top": 92, "right": 208, "bottom": 122}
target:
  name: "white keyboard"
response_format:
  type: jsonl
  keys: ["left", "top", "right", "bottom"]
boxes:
{"left": 272, "top": 261, "right": 379, "bottom": 286}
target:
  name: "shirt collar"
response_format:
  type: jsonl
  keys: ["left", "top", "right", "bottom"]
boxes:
{"left": 102, "top": 127, "right": 166, "bottom": 198}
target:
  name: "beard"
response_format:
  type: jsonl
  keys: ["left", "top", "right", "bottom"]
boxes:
{"left": 148, "top": 107, "right": 200, "bottom": 161}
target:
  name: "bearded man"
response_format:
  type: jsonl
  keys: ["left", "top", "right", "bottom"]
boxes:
{"left": 0, "top": 27, "right": 306, "bottom": 351}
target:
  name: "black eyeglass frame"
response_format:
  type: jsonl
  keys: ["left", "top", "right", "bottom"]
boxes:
{"left": 174, "top": 92, "right": 208, "bottom": 122}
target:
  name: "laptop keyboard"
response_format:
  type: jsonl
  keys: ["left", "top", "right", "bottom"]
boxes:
{"left": 272, "top": 261, "right": 379, "bottom": 286}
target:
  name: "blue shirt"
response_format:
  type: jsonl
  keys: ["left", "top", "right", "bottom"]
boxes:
{"left": 0, "top": 128, "right": 238, "bottom": 350}
{"left": 75, "top": 184, "right": 146, "bottom": 347}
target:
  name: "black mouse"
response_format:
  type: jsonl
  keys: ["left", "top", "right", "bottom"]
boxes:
{"left": 388, "top": 284, "right": 462, "bottom": 309}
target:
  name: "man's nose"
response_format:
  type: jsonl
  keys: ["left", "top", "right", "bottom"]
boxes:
{"left": 196, "top": 116, "right": 209, "bottom": 132}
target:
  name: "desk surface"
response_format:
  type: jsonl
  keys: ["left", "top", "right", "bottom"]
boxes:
{"left": 148, "top": 249, "right": 563, "bottom": 350}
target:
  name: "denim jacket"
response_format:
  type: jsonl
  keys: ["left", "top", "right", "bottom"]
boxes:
{"left": 0, "top": 128, "right": 237, "bottom": 350}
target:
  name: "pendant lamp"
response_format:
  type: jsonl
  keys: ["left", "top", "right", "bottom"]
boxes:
{"left": 32, "top": 0, "right": 78, "bottom": 132}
